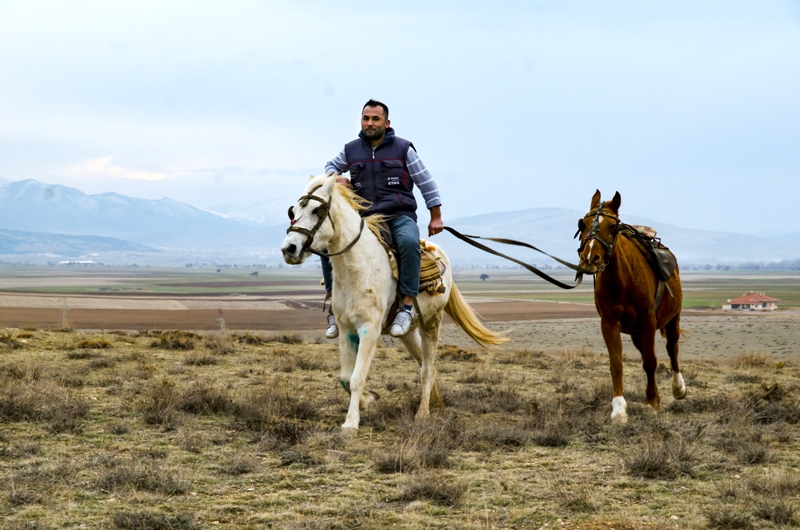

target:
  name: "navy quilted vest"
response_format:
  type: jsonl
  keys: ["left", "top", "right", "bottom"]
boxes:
{"left": 344, "top": 128, "right": 418, "bottom": 221}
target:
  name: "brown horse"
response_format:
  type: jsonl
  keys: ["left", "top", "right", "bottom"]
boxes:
{"left": 577, "top": 190, "right": 686, "bottom": 423}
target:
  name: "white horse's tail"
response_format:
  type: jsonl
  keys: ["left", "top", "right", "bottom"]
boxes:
{"left": 444, "top": 281, "right": 508, "bottom": 348}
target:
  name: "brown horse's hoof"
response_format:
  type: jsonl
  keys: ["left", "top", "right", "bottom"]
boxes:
{"left": 643, "top": 403, "right": 658, "bottom": 415}
{"left": 672, "top": 373, "right": 687, "bottom": 400}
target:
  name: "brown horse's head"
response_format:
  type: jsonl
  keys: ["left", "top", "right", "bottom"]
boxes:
{"left": 577, "top": 189, "right": 622, "bottom": 273}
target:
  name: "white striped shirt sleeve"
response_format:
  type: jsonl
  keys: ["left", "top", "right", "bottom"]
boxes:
{"left": 406, "top": 147, "right": 442, "bottom": 209}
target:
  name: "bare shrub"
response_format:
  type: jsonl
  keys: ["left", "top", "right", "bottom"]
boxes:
{"left": 552, "top": 478, "right": 598, "bottom": 513}
{"left": 150, "top": 331, "right": 199, "bottom": 351}
{"left": 706, "top": 506, "right": 753, "bottom": 529}
{"left": 438, "top": 343, "right": 479, "bottom": 362}
{"left": 67, "top": 350, "right": 99, "bottom": 360}
{"left": 0, "top": 378, "right": 89, "bottom": 433}
{"left": 9, "top": 488, "right": 40, "bottom": 506}
{"left": 747, "top": 471, "right": 800, "bottom": 497}
{"left": 202, "top": 334, "right": 235, "bottom": 355}
{"left": 77, "top": 338, "right": 113, "bottom": 349}
{"left": 236, "top": 332, "right": 268, "bottom": 345}
{"left": 668, "top": 393, "right": 733, "bottom": 414}
{"left": 256, "top": 419, "right": 308, "bottom": 449}
{"left": 625, "top": 434, "right": 696, "bottom": 479}
{"left": 268, "top": 333, "right": 303, "bottom": 345}
{"left": 97, "top": 458, "right": 187, "bottom": 495}
{"left": 753, "top": 499, "right": 798, "bottom": 525}
{"left": 178, "top": 381, "right": 233, "bottom": 415}
{"left": 397, "top": 474, "right": 466, "bottom": 506}
{"left": 374, "top": 412, "right": 461, "bottom": 473}
{"left": 183, "top": 352, "right": 218, "bottom": 366}
{"left": 112, "top": 511, "right": 195, "bottom": 529}
{"left": 447, "top": 384, "right": 526, "bottom": 414}
{"left": 223, "top": 455, "right": 258, "bottom": 475}
{"left": 296, "top": 355, "right": 324, "bottom": 371}
{"left": 280, "top": 446, "right": 324, "bottom": 467}
{"left": 0, "top": 329, "right": 25, "bottom": 349}
{"left": 109, "top": 423, "right": 130, "bottom": 435}
{"left": 462, "top": 419, "right": 530, "bottom": 452}
{"left": 495, "top": 348, "right": 548, "bottom": 367}
{"left": 727, "top": 373, "right": 762, "bottom": 384}
{"left": 87, "top": 356, "right": 115, "bottom": 370}
{"left": 16, "top": 331, "right": 35, "bottom": 339}
{"left": 140, "top": 377, "right": 183, "bottom": 430}
{"left": 732, "top": 352, "right": 771, "bottom": 369}
{"left": 233, "top": 384, "right": 319, "bottom": 433}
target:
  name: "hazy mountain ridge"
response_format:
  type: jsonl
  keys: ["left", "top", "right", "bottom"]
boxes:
{"left": 0, "top": 228, "right": 154, "bottom": 255}
{"left": 0, "top": 178, "right": 797, "bottom": 264}
{"left": 0, "top": 179, "right": 282, "bottom": 251}
{"left": 441, "top": 207, "right": 800, "bottom": 264}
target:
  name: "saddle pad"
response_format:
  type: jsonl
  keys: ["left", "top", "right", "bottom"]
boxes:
{"left": 630, "top": 225, "right": 657, "bottom": 239}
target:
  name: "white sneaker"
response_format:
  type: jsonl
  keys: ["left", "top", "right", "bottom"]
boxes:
{"left": 389, "top": 310, "right": 413, "bottom": 337}
{"left": 326, "top": 313, "right": 339, "bottom": 339}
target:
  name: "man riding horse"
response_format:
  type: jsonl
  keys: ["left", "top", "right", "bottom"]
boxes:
{"left": 321, "top": 99, "right": 444, "bottom": 339}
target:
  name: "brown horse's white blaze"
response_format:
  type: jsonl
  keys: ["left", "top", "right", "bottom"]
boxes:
{"left": 578, "top": 189, "right": 686, "bottom": 423}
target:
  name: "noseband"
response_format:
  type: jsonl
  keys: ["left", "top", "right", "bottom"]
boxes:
{"left": 286, "top": 188, "right": 365, "bottom": 258}
{"left": 575, "top": 201, "right": 620, "bottom": 273}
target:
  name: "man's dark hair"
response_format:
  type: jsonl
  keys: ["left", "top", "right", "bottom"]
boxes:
{"left": 363, "top": 99, "right": 389, "bottom": 119}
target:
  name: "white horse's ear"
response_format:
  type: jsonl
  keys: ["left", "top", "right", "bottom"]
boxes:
{"left": 308, "top": 174, "right": 315, "bottom": 182}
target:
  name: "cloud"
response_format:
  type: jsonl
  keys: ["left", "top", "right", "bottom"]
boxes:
{"left": 69, "top": 156, "right": 168, "bottom": 181}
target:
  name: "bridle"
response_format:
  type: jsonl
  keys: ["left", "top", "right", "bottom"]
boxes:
{"left": 575, "top": 201, "right": 621, "bottom": 273}
{"left": 286, "top": 187, "right": 365, "bottom": 258}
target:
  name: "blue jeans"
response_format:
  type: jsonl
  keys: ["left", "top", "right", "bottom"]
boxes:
{"left": 321, "top": 215, "right": 421, "bottom": 298}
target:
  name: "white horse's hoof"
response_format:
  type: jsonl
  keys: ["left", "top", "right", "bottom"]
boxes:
{"left": 415, "top": 410, "right": 430, "bottom": 422}
{"left": 340, "top": 427, "right": 358, "bottom": 438}
{"left": 359, "top": 390, "right": 379, "bottom": 410}
{"left": 672, "top": 373, "right": 687, "bottom": 400}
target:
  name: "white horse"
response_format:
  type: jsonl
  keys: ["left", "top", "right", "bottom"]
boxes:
{"left": 281, "top": 175, "right": 507, "bottom": 434}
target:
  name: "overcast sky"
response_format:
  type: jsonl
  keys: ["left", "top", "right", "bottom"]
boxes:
{"left": 1, "top": 1, "right": 798, "bottom": 234}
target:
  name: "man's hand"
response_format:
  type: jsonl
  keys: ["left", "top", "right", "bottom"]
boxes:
{"left": 428, "top": 206, "right": 444, "bottom": 236}
{"left": 327, "top": 173, "right": 351, "bottom": 188}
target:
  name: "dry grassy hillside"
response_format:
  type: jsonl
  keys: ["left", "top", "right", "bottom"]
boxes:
{"left": 1, "top": 328, "right": 799, "bottom": 529}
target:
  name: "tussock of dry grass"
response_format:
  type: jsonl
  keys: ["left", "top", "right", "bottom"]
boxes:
{"left": 77, "top": 338, "right": 113, "bottom": 349}
{"left": 111, "top": 511, "right": 196, "bottom": 530}
{"left": 438, "top": 343, "right": 479, "bottom": 362}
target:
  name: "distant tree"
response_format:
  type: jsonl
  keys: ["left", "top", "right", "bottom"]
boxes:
{"left": 216, "top": 269, "right": 221, "bottom": 273}
{"left": 250, "top": 271, "right": 258, "bottom": 277}
{"left": 480, "top": 273, "right": 489, "bottom": 281}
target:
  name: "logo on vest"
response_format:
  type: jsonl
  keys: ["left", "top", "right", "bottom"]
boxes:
{"left": 387, "top": 176, "right": 401, "bottom": 186}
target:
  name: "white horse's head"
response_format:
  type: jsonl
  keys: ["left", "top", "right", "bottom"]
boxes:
{"left": 281, "top": 175, "right": 337, "bottom": 264}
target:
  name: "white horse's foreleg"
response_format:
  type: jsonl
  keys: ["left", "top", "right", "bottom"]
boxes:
{"left": 338, "top": 331, "right": 358, "bottom": 394}
{"left": 342, "top": 324, "right": 379, "bottom": 432}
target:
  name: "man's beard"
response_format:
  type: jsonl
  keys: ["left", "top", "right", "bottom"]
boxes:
{"left": 362, "top": 126, "right": 385, "bottom": 140}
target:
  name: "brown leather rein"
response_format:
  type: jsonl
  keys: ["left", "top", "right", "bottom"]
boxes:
{"left": 442, "top": 226, "right": 589, "bottom": 290}
{"left": 286, "top": 191, "right": 365, "bottom": 259}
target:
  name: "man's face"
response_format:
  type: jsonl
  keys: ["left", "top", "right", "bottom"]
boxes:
{"left": 361, "top": 106, "right": 389, "bottom": 141}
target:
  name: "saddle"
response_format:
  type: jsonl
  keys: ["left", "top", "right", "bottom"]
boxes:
{"left": 621, "top": 225, "right": 678, "bottom": 309}
{"left": 377, "top": 226, "right": 447, "bottom": 295}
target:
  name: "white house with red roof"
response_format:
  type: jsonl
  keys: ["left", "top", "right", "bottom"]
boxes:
{"left": 722, "top": 292, "right": 779, "bottom": 311}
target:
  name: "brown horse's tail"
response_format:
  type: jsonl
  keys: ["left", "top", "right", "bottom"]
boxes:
{"left": 659, "top": 328, "right": 689, "bottom": 339}
{"left": 444, "top": 282, "right": 509, "bottom": 348}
